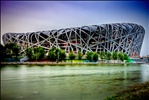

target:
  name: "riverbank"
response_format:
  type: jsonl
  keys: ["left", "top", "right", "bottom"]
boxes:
{"left": 0, "top": 61, "right": 147, "bottom": 65}
{"left": 105, "top": 81, "right": 149, "bottom": 100}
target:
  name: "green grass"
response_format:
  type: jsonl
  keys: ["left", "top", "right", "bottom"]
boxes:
{"left": 105, "top": 81, "right": 149, "bottom": 100}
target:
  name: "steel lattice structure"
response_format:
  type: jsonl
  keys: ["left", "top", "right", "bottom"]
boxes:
{"left": 2, "top": 23, "right": 145, "bottom": 56}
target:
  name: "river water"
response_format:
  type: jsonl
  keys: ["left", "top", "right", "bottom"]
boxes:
{"left": 1, "top": 64, "right": 149, "bottom": 100}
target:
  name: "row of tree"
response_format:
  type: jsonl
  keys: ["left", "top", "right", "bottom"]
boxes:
{"left": 86, "top": 51, "right": 129, "bottom": 62}
{"left": 0, "top": 43, "right": 129, "bottom": 62}
{"left": 25, "top": 47, "right": 81, "bottom": 63}
{"left": 98, "top": 51, "right": 129, "bottom": 61}
{"left": 25, "top": 47, "right": 66, "bottom": 62}
{"left": 26, "top": 47, "right": 129, "bottom": 62}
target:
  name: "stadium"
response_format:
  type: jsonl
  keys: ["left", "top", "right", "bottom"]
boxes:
{"left": 2, "top": 23, "right": 145, "bottom": 57}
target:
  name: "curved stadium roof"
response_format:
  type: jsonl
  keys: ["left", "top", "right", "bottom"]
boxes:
{"left": 2, "top": 23, "right": 145, "bottom": 56}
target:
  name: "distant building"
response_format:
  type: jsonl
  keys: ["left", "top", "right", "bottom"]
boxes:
{"left": 2, "top": 23, "right": 145, "bottom": 56}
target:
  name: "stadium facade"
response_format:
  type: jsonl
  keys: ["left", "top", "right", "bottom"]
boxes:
{"left": 2, "top": 23, "right": 145, "bottom": 56}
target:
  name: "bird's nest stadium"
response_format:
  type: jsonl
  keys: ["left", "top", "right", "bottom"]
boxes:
{"left": 2, "top": 23, "right": 145, "bottom": 56}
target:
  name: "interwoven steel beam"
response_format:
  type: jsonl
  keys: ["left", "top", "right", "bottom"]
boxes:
{"left": 2, "top": 23, "right": 145, "bottom": 56}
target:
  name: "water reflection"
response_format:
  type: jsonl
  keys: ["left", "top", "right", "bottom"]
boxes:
{"left": 1, "top": 65, "right": 20, "bottom": 69}
{"left": 141, "top": 64, "right": 149, "bottom": 82}
{"left": 1, "top": 64, "right": 149, "bottom": 100}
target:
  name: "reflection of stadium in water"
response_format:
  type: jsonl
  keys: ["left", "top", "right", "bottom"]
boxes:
{"left": 2, "top": 23, "right": 145, "bottom": 56}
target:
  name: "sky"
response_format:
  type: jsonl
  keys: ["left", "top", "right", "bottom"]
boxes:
{"left": 1, "top": 1, "right": 149, "bottom": 56}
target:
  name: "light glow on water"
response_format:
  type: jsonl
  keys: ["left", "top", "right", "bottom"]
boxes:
{"left": 1, "top": 64, "right": 149, "bottom": 100}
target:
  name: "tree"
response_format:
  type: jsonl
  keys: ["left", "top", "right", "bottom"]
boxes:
{"left": 30, "top": 46, "right": 46, "bottom": 61}
{"left": 86, "top": 51, "right": 93, "bottom": 61}
{"left": 112, "top": 52, "right": 118, "bottom": 60}
{"left": 106, "top": 52, "right": 111, "bottom": 63}
{"left": 37, "top": 47, "right": 45, "bottom": 60}
{"left": 124, "top": 53, "right": 129, "bottom": 60}
{"left": 55, "top": 48, "right": 60, "bottom": 63}
{"left": 92, "top": 52, "right": 98, "bottom": 61}
{"left": 86, "top": 51, "right": 98, "bottom": 62}
{"left": 12, "top": 44, "right": 20, "bottom": 60}
{"left": 4, "top": 43, "right": 13, "bottom": 58}
{"left": 48, "top": 47, "right": 66, "bottom": 62}
{"left": 112, "top": 51, "right": 118, "bottom": 63}
{"left": 59, "top": 49, "right": 66, "bottom": 61}
{"left": 99, "top": 51, "right": 105, "bottom": 60}
{"left": 33, "top": 47, "right": 38, "bottom": 61}
{"left": 4, "top": 43, "right": 20, "bottom": 60}
{"left": 98, "top": 51, "right": 105, "bottom": 63}
{"left": 77, "top": 51, "right": 83, "bottom": 60}
{"left": 0, "top": 44, "right": 6, "bottom": 62}
{"left": 48, "top": 47, "right": 57, "bottom": 61}
{"left": 104, "top": 51, "right": 107, "bottom": 59}
{"left": 25, "top": 47, "right": 34, "bottom": 60}
{"left": 118, "top": 52, "right": 124, "bottom": 62}
{"left": 69, "top": 51, "right": 76, "bottom": 63}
